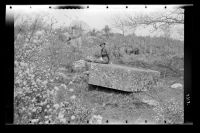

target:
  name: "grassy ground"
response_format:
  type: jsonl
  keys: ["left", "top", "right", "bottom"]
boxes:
{"left": 49, "top": 64, "right": 184, "bottom": 124}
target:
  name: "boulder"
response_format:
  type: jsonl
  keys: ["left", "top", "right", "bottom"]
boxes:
{"left": 85, "top": 56, "right": 96, "bottom": 62}
{"left": 88, "top": 63, "right": 160, "bottom": 92}
{"left": 72, "top": 60, "right": 87, "bottom": 72}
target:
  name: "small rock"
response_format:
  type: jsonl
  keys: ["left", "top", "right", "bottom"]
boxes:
{"left": 69, "top": 81, "right": 73, "bottom": 85}
{"left": 69, "top": 88, "right": 74, "bottom": 92}
{"left": 89, "top": 115, "right": 103, "bottom": 124}
{"left": 57, "top": 72, "right": 67, "bottom": 79}
{"left": 45, "top": 121, "right": 49, "bottom": 124}
{"left": 171, "top": 83, "right": 183, "bottom": 89}
{"left": 42, "top": 80, "right": 48, "bottom": 85}
{"left": 58, "top": 112, "right": 64, "bottom": 119}
{"left": 20, "top": 62, "right": 27, "bottom": 67}
{"left": 54, "top": 86, "right": 59, "bottom": 91}
{"left": 141, "top": 97, "right": 159, "bottom": 106}
{"left": 60, "top": 84, "right": 67, "bottom": 89}
{"left": 31, "top": 119, "right": 39, "bottom": 123}
{"left": 71, "top": 115, "right": 75, "bottom": 120}
{"left": 70, "top": 95, "right": 76, "bottom": 99}
{"left": 60, "top": 118, "right": 66, "bottom": 123}
{"left": 32, "top": 108, "right": 37, "bottom": 112}
{"left": 83, "top": 71, "right": 90, "bottom": 74}
{"left": 53, "top": 104, "right": 59, "bottom": 109}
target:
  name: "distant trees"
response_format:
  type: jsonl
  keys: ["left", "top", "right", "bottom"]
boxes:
{"left": 89, "top": 29, "right": 98, "bottom": 36}
{"left": 69, "top": 20, "right": 90, "bottom": 38}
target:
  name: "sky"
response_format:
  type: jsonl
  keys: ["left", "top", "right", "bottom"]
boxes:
{"left": 8, "top": 5, "right": 184, "bottom": 41}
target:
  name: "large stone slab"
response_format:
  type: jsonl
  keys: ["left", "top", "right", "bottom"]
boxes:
{"left": 88, "top": 63, "right": 160, "bottom": 92}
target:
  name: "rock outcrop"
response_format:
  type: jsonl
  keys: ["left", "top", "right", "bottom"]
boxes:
{"left": 72, "top": 60, "right": 87, "bottom": 72}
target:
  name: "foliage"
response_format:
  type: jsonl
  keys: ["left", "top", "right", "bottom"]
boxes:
{"left": 162, "top": 98, "right": 184, "bottom": 124}
{"left": 14, "top": 14, "right": 92, "bottom": 124}
{"left": 14, "top": 59, "right": 93, "bottom": 124}
{"left": 14, "top": 61, "right": 53, "bottom": 124}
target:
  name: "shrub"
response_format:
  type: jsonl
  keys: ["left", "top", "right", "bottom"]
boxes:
{"left": 14, "top": 61, "right": 55, "bottom": 124}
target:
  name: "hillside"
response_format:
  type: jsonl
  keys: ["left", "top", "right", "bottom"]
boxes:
{"left": 14, "top": 17, "right": 184, "bottom": 124}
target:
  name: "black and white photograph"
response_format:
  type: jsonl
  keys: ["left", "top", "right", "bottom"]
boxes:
{"left": 12, "top": 5, "right": 185, "bottom": 124}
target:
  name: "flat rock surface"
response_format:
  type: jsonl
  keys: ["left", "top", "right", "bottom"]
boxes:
{"left": 101, "top": 63, "right": 159, "bottom": 73}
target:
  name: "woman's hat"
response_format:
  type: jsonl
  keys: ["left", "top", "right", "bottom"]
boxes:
{"left": 99, "top": 42, "right": 106, "bottom": 46}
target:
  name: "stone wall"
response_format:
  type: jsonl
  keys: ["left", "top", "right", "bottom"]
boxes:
{"left": 88, "top": 63, "right": 160, "bottom": 92}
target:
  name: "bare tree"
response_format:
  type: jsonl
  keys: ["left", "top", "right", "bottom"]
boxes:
{"left": 112, "top": 16, "right": 128, "bottom": 36}
{"left": 15, "top": 14, "right": 46, "bottom": 62}
{"left": 14, "top": 15, "right": 30, "bottom": 43}
{"left": 27, "top": 16, "right": 40, "bottom": 43}
{"left": 122, "top": 8, "right": 184, "bottom": 78}
{"left": 102, "top": 25, "right": 111, "bottom": 39}
{"left": 125, "top": 8, "right": 184, "bottom": 34}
